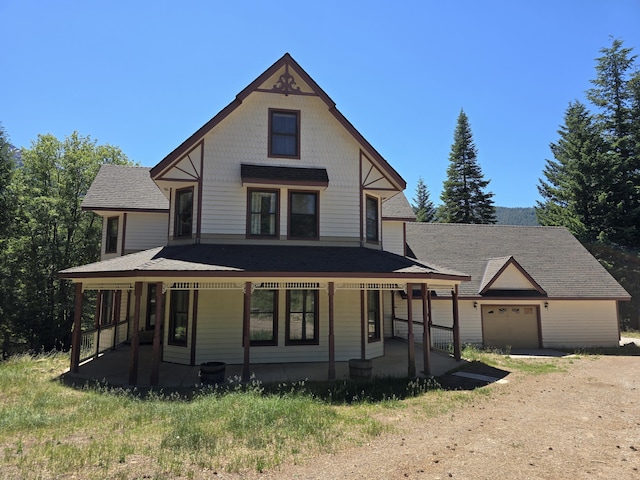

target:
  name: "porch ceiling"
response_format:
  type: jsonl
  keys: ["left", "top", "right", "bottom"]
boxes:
{"left": 60, "top": 244, "right": 470, "bottom": 282}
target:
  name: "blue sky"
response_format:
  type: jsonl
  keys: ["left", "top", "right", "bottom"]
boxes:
{"left": 2, "top": 1, "right": 639, "bottom": 207}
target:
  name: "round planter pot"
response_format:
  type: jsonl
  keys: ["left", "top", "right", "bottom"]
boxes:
{"left": 199, "top": 361, "right": 226, "bottom": 385}
{"left": 349, "top": 358, "right": 373, "bottom": 380}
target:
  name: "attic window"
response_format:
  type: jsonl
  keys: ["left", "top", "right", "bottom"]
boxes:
{"left": 269, "top": 109, "right": 299, "bottom": 158}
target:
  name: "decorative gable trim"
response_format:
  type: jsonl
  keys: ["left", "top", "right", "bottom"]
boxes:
{"left": 479, "top": 256, "right": 546, "bottom": 295}
{"left": 150, "top": 53, "right": 405, "bottom": 191}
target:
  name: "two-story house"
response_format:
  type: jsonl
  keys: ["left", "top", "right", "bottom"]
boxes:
{"left": 61, "top": 54, "right": 470, "bottom": 385}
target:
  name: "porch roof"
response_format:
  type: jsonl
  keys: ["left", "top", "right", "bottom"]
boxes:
{"left": 60, "top": 244, "right": 469, "bottom": 281}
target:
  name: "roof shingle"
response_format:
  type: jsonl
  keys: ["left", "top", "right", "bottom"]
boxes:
{"left": 406, "top": 223, "right": 630, "bottom": 299}
{"left": 82, "top": 165, "right": 169, "bottom": 211}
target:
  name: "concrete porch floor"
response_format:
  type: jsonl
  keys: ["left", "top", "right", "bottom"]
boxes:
{"left": 65, "top": 338, "right": 464, "bottom": 388}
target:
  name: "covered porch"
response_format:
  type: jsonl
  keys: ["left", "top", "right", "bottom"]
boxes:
{"left": 64, "top": 338, "right": 463, "bottom": 388}
{"left": 60, "top": 244, "right": 470, "bottom": 387}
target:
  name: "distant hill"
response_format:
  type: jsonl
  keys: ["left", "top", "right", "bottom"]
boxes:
{"left": 495, "top": 206, "right": 538, "bottom": 226}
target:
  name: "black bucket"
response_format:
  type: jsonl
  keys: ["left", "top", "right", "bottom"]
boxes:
{"left": 199, "top": 361, "right": 226, "bottom": 385}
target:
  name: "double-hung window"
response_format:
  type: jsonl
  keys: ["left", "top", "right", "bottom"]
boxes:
{"left": 100, "top": 290, "right": 114, "bottom": 326}
{"left": 269, "top": 109, "right": 299, "bottom": 158}
{"left": 169, "top": 290, "right": 189, "bottom": 346}
{"left": 248, "top": 290, "right": 278, "bottom": 346}
{"left": 106, "top": 217, "right": 118, "bottom": 253}
{"left": 366, "top": 196, "right": 379, "bottom": 242}
{"left": 367, "top": 290, "right": 381, "bottom": 342}
{"left": 289, "top": 191, "right": 318, "bottom": 239}
{"left": 248, "top": 189, "right": 279, "bottom": 237}
{"left": 174, "top": 187, "right": 193, "bottom": 238}
{"left": 286, "top": 290, "right": 319, "bottom": 345}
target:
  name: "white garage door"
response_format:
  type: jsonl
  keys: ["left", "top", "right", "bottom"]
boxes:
{"left": 482, "top": 305, "right": 540, "bottom": 349}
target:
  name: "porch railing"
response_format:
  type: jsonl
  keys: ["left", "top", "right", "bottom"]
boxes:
{"left": 430, "top": 324, "right": 454, "bottom": 354}
{"left": 78, "top": 320, "right": 128, "bottom": 364}
{"left": 393, "top": 317, "right": 455, "bottom": 354}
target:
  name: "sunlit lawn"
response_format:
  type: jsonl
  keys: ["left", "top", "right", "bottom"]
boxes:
{"left": 0, "top": 353, "right": 483, "bottom": 479}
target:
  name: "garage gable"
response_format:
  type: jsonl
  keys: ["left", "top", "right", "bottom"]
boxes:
{"left": 479, "top": 256, "right": 546, "bottom": 295}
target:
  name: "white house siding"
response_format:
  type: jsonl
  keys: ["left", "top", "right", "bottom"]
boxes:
{"left": 540, "top": 300, "right": 619, "bottom": 348}
{"left": 489, "top": 265, "right": 536, "bottom": 290}
{"left": 193, "top": 288, "right": 369, "bottom": 366}
{"left": 381, "top": 221, "right": 404, "bottom": 256}
{"left": 124, "top": 212, "right": 168, "bottom": 252}
{"left": 198, "top": 93, "right": 363, "bottom": 243}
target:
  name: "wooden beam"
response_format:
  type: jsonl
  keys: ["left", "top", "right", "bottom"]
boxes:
{"left": 150, "top": 282, "right": 163, "bottom": 386}
{"left": 70, "top": 283, "right": 83, "bottom": 373}
{"left": 406, "top": 284, "right": 416, "bottom": 377}
{"left": 360, "top": 290, "right": 366, "bottom": 359}
{"left": 452, "top": 285, "right": 461, "bottom": 361}
{"left": 421, "top": 284, "right": 431, "bottom": 376}
{"left": 328, "top": 282, "right": 335, "bottom": 380}
{"left": 128, "top": 282, "right": 142, "bottom": 385}
{"left": 190, "top": 290, "right": 199, "bottom": 366}
{"left": 242, "top": 282, "right": 251, "bottom": 382}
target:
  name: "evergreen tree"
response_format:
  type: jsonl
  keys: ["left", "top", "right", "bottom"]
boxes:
{"left": 585, "top": 38, "right": 640, "bottom": 245}
{"left": 536, "top": 101, "right": 613, "bottom": 241}
{"left": 438, "top": 110, "right": 496, "bottom": 224}
{"left": 412, "top": 176, "right": 435, "bottom": 222}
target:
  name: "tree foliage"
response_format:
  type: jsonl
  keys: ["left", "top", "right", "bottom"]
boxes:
{"left": 537, "top": 38, "right": 640, "bottom": 329}
{"left": 538, "top": 39, "right": 640, "bottom": 246}
{"left": 412, "top": 176, "right": 435, "bottom": 222}
{"left": 4, "top": 132, "right": 132, "bottom": 352}
{"left": 438, "top": 110, "right": 496, "bottom": 224}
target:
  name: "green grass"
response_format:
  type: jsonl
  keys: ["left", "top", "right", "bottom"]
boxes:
{"left": 460, "top": 344, "right": 567, "bottom": 375}
{"left": 621, "top": 329, "right": 640, "bottom": 339}
{"left": 0, "top": 348, "right": 573, "bottom": 478}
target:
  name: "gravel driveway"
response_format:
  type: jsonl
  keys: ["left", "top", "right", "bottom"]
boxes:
{"left": 251, "top": 354, "right": 640, "bottom": 479}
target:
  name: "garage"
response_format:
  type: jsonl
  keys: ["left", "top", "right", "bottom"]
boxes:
{"left": 482, "top": 305, "right": 540, "bottom": 349}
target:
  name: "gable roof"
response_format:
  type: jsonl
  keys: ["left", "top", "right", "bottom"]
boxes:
{"left": 82, "top": 165, "right": 169, "bottom": 212}
{"left": 149, "top": 53, "right": 405, "bottom": 190}
{"left": 406, "top": 223, "right": 630, "bottom": 300}
{"left": 382, "top": 193, "right": 416, "bottom": 221}
{"left": 60, "top": 244, "right": 469, "bottom": 281}
{"left": 478, "top": 256, "right": 546, "bottom": 295}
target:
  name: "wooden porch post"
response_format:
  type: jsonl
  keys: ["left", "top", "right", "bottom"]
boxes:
{"left": 406, "top": 283, "right": 416, "bottom": 377}
{"left": 421, "top": 284, "right": 431, "bottom": 376}
{"left": 128, "top": 281, "right": 142, "bottom": 385}
{"left": 94, "top": 291, "right": 102, "bottom": 359}
{"left": 452, "top": 285, "right": 461, "bottom": 361}
{"left": 360, "top": 290, "right": 366, "bottom": 359}
{"left": 328, "top": 282, "right": 335, "bottom": 380}
{"left": 150, "top": 282, "right": 163, "bottom": 386}
{"left": 190, "top": 290, "right": 199, "bottom": 366}
{"left": 242, "top": 281, "right": 251, "bottom": 382}
{"left": 70, "top": 282, "right": 83, "bottom": 373}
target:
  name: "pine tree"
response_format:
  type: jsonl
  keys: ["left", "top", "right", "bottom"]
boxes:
{"left": 585, "top": 38, "right": 640, "bottom": 245}
{"left": 536, "top": 101, "right": 613, "bottom": 241}
{"left": 438, "top": 110, "right": 496, "bottom": 224}
{"left": 412, "top": 176, "right": 435, "bottom": 222}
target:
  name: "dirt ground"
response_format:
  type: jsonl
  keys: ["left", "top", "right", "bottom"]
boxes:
{"left": 245, "top": 354, "right": 640, "bottom": 480}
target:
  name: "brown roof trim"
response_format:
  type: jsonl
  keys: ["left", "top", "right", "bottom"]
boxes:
{"left": 457, "top": 296, "right": 631, "bottom": 302}
{"left": 479, "top": 256, "right": 546, "bottom": 295}
{"left": 382, "top": 216, "right": 416, "bottom": 222}
{"left": 241, "top": 163, "right": 329, "bottom": 187}
{"left": 150, "top": 53, "right": 405, "bottom": 190}
{"left": 83, "top": 207, "right": 169, "bottom": 213}
{"left": 59, "top": 270, "right": 470, "bottom": 281}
